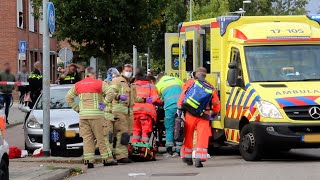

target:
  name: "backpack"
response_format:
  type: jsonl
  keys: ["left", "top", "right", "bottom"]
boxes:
{"left": 128, "top": 142, "right": 156, "bottom": 161}
{"left": 182, "top": 79, "right": 213, "bottom": 117}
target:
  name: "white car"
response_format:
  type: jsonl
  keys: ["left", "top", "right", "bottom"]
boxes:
{"left": 24, "top": 84, "right": 82, "bottom": 156}
{"left": 0, "top": 109, "right": 9, "bottom": 180}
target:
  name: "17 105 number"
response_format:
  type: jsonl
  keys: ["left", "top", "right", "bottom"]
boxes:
{"left": 270, "top": 29, "right": 304, "bottom": 33}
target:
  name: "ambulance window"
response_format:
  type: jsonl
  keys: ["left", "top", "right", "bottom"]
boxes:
{"left": 171, "top": 44, "right": 179, "bottom": 70}
{"left": 230, "top": 48, "right": 244, "bottom": 87}
{"left": 186, "top": 40, "right": 193, "bottom": 71}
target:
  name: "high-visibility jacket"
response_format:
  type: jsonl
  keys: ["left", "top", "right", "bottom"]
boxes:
{"left": 133, "top": 80, "right": 160, "bottom": 121}
{"left": 110, "top": 75, "right": 137, "bottom": 115}
{"left": 156, "top": 76, "right": 182, "bottom": 110}
{"left": 177, "top": 79, "right": 220, "bottom": 119}
{"left": 65, "top": 77, "right": 117, "bottom": 119}
{"left": 60, "top": 72, "right": 81, "bottom": 84}
{"left": 28, "top": 69, "right": 42, "bottom": 92}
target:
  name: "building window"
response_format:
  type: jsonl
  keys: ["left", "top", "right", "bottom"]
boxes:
{"left": 17, "top": 0, "right": 24, "bottom": 28}
{"left": 29, "top": 0, "right": 35, "bottom": 32}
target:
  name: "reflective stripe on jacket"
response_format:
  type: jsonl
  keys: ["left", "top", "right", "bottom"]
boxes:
{"left": 65, "top": 77, "right": 117, "bottom": 119}
{"left": 133, "top": 80, "right": 159, "bottom": 121}
{"left": 177, "top": 78, "right": 220, "bottom": 119}
{"left": 156, "top": 76, "right": 182, "bottom": 109}
{"left": 111, "top": 76, "right": 136, "bottom": 114}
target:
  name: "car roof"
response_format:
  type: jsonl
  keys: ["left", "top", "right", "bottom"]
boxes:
{"left": 50, "top": 84, "right": 74, "bottom": 90}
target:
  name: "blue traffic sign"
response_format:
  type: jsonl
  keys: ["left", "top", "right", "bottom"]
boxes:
{"left": 47, "top": 2, "right": 55, "bottom": 34}
{"left": 19, "top": 41, "right": 26, "bottom": 54}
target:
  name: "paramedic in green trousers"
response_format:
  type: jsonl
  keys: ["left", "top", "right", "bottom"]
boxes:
{"left": 156, "top": 73, "right": 183, "bottom": 156}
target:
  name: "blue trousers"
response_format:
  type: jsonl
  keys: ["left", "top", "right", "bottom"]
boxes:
{"left": 164, "top": 107, "right": 177, "bottom": 148}
{"left": 0, "top": 94, "right": 12, "bottom": 122}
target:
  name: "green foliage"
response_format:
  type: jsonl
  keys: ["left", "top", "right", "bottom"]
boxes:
{"left": 164, "top": 0, "right": 188, "bottom": 32}
{"left": 49, "top": 0, "right": 166, "bottom": 65}
{"left": 31, "top": 0, "right": 42, "bottom": 19}
{"left": 188, "top": 0, "right": 229, "bottom": 20}
{"left": 272, "top": 0, "right": 309, "bottom": 15}
{"left": 228, "top": 0, "right": 309, "bottom": 16}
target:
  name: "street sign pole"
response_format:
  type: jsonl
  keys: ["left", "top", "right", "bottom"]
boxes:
{"left": 133, "top": 45, "right": 137, "bottom": 76}
{"left": 42, "top": 0, "right": 51, "bottom": 157}
{"left": 147, "top": 47, "right": 150, "bottom": 74}
{"left": 64, "top": 48, "right": 67, "bottom": 69}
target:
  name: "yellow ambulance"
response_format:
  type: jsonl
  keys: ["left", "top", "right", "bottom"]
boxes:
{"left": 165, "top": 15, "right": 320, "bottom": 161}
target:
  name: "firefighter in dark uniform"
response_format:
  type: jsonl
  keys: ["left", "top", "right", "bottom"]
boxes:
{"left": 59, "top": 64, "right": 83, "bottom": 84}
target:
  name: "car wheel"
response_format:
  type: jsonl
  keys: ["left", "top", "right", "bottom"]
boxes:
{"left": 0, "top": 159, "right": 9, "bottom": 180}
{"left": 239, "top": 124, "right": 262, "bottom": 161}
{"left": 25, "top": 143, "right": 34, "bottom": 154}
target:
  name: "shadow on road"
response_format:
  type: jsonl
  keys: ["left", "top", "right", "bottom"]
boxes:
{"left": 262, "top": 150, "right": 320, "bottom": 162}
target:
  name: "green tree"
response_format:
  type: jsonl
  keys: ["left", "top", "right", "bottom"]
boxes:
{"left": 189, "top": 0, "right": 229, "bottom": 20}
{"left": 272, "top": 0, "right": 309, "bottom": 15}
{"left": 34, "top": 0, "right": 166, "bottom": 66}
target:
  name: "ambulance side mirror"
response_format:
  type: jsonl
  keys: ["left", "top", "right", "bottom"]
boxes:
{"left": 227, "top": 62, "right": 239, "bottom": 87}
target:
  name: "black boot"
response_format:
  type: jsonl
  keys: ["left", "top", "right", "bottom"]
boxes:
{"left": 195, "top": 160, "right": 203, "bottom": 168}
{"left": 182, "top": 158, "right": 193, "bottom": 166}
{"left": 167, "top": 147, "right": 173, "bottom": 155}
{"left": 84, "top": 160, "right": 94, "bottom": 169}
{"left": 117, "top": 158, "right": 133, "bottom": 163}
{"left": 103, "top": 160, "right": 118, "bottom": 166}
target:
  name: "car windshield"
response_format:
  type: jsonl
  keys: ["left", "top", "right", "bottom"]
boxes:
{"left": 245, "top": 45, "right": 320, "bottom": 82}
{"left": 36, "top": 88, "right": 79, "bottom": 109}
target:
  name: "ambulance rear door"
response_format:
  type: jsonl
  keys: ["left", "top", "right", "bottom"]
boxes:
{"left": 180, "top": 27, "right": 205, "bottom": 82}
{"left": 165, "top": 33, "right": 180, "bottom": 78}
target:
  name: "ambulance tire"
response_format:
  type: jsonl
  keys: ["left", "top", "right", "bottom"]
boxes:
{"left": 239, "top": 124, "right": 262, "bottom": 161}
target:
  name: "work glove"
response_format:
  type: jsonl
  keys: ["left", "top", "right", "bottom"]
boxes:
{"left": 99, "top": 103, "right": 105, "bottom": 111}
{"left": 209, "top": 113, "right": 218, "bottom": 121}
{"left": 146, "top": 97, "right": 153, "bottom": 104}
{"left": 118, "top": 94, "right": 128, "bottom": 101}
{"left": 176, "top": 109, "right": 182, "bottom": 117}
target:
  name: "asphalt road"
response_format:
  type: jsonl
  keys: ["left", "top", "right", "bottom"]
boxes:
{"left": 69, "top": 148, "right": 320, "bottom": 180}
{"left": 6, "top": 106, "right": 320, "bottom": 180}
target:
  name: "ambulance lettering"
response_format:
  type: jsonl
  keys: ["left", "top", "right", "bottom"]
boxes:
{"left": 276, "top": 90, "right": 320, "bottom": 95}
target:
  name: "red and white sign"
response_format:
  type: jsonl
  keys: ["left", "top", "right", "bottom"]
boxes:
{"left": 0, "top": 82, "right": 29, "bottom": 86}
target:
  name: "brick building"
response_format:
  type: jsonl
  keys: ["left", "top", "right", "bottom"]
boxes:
{"left": 0, "top": 0, "right": 57, "bottom": 81}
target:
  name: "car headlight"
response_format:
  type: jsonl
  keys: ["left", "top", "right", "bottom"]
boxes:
{"left": 256, "top": 100, "right": 283, "bottom": 119}
{"left": 27, "top": 116, "right": 41, "bottom": 129}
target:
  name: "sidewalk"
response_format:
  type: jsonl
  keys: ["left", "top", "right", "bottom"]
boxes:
{"left": 7, "top": 102, "right": 25, "bottom": 128}
{"left": 10, "top": 162, "right": 72, "bottom": 180}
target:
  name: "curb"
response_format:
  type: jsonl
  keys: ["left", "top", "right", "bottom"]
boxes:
{"left": 11, "top": 157, "right": 84, "bottom": 164}
{"left": 33, "top": 169, "right": 71, "bottom": 180}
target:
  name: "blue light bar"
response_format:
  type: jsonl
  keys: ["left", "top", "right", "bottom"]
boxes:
{"left": 307, "top": 15, "right": 320, "bottom": 24}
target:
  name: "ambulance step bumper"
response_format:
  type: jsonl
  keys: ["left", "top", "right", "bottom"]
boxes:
{"left": 250, "top": 122, "right": 320, "bottom": 149}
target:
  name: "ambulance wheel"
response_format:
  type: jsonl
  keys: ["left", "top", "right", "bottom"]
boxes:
{"left": 239, "top": 124, "right": 262, "bottom": 161}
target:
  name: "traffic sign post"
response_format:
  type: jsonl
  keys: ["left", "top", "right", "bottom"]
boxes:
{"left": 58, "top": 48, "right": 73, "bottom": 68}
{"left": 42, "top": 0, "right": 53, "bottom": 157}
{"left": 19, "top": 41, "right": 26, "bottom": 60}
{"left": 48, "top": 2, "right": 55, "bottom": 34}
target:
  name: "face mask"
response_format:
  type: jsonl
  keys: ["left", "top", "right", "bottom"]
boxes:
{"left": 124, "top": 72, "right": 132, "bottom": 78}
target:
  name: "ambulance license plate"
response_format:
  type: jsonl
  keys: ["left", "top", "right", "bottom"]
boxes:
{"left": 65, "top": 130, "right": 76, "bottom": 138}
{"left": 302, "top": 134, "right": 320, "bottom": 143}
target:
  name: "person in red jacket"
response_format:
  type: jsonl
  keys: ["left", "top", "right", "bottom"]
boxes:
{"left": 131, "top": 68, "right": 161, "bottom": 143}
{"left": 177, "top": 67, "right": 220, "bottom": 168}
